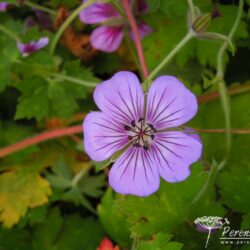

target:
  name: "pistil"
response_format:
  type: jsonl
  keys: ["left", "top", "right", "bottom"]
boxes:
{"left": 124, "top": 118, "right": 156, "bottom": 150}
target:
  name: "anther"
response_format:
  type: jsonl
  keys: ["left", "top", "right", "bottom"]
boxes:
{"left": 138, "top": 117, "right": 144, "bottom": 122}
{"left": 143, "top": 145, "right": 149, "bottom": 150}
{"left": 133, "top": 143, "right": 141, "bottom": 148}
{"left": 124, "top": 125, "right": 131, "bottom": 131}
{"left": 148, "top": 124, "right": 156, "bottom": 132}
{"left": 151, "top": 135, "right": 155, "bottom": 140}
{"left": 131, "top": 120, "right": 136, "bottom": 127}
{"left": 128, "top": 135, "right": 133, "bottom": 140}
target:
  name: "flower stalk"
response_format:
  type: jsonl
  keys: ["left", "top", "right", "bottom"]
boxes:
{"left": 0, "top": 23, "right": 20, "bottom": 41}
{"left": 23, "top": 0, "right": 56, "bottom": 16}
{"left": 143, "top": 31, "right": 194, "bottom": 88}
{"left": 122, "top": 0, "right": 149, "bottom": 79}
{"left": 216, "top": 0, "right": 244, "bottom": 170}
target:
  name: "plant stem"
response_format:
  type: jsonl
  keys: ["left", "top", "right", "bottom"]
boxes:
{"left": 216, "top": 0, "right": 244, "bottom": 78}
{"left": 205, "top": 229, "right": 212, "bottom": 248}
{"left": 144, "top": 31, "right": 194, "bottom": 84}
{"left": 187, "top": 0, "right": 195, "bottom": 21}
{"left": 0, "top": 125, "right": 82, "bottom": 158}
{"left": 50, "top": 0, "right": 94, "bottom": 54}
{"left": 24, "top": 0, "right": 56, "bottom": 16}
{"left": 190, "top": 128, "right": 250, "bottom": 134}
{"left": 216, "top": 0, "right": 244, "bottom": 169}
{"left": 198, "top": 81, "right": 250, "bottom": 104}
{"left": 0, "top": 82, "right": 249, "bottom": 159}
{"left": 122, "top": 0, "right": 149, "bottom": 79}
{"left": 124, "top": 30, "right": 144, "bottom": 79}
{"left": 50, "top": 73, "right": 98, "bottom": 87}
{"left": 0, "top": 23, "right": 20, "bottom": 41}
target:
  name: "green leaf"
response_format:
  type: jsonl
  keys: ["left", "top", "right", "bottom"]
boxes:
{"left": 146, "top": 0, "right": 161, "bottom": 13}
{"left": 0, "top": 122, "right": 39, "bottom": 163}
{"left": 0, "top": 227, "right": 31, "bottom": 250}
{"left": 116, "top": 162, "right": 208, "bottom": 238}
{"left": 159, "top": 0, "right": 187, "bottom": 17}
{"left": 14, "top": 78, "right": 50, "bottom": 120}
{"left": 137, "top": 233, "right": 183, "bottom": 250}
{"left": 46, "top": 157, "right": 105, "bottom": 213}
{"left": 32, "top": 208, "right": 105, "bottom": 250}
{"left": 0, "top": 161, "right": 52, "bottom": 227}
{"left": 0, "top": 20, "right": 20, "bottom": 92}
{"left": 97, "top": 189, "right": 131, "bottom": 248}
{"left": 218, "top": 161, "right": 250, "bottom": 213}
{"left": 31, "top": 207, "right": 63, "bottom": 250}
{"left": 143, "top": 2, "right": 248, "bottom": 70}
{"left": 241, "top": 213, "right": 250, "bottom": 229}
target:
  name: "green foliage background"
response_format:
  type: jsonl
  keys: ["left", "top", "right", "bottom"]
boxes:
{"left": 0, "top": 0, "right": 249, "bottom": 249}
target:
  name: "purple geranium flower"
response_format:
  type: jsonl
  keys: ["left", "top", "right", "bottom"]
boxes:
{"left": 17, "top": 37, "right": 49, "bottom": 57}
{"left": 79, "top": 0, "right": 152, "bottom": 52}
{"left": 0, "top": 2, "right": 8, "bottom": 11}
{"left": 83, "top": 72, "right": 202, "bottom": 196}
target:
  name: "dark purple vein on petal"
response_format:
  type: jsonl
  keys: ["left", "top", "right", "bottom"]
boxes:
{"left": 149, "top": 87, "right": 168, "bottom": 121}
{"left": 120, "top": 148, "right": 137, "bottom": 180}
{"left": 133, "top": 148, "right": 140, "bottom": 181}
{"left": 128, "top": 83, "right": 139, "bottom": 119}
{"left": 117, "top": 90, "right": 135, "bottom": 120}
{"left": 104, "top": 96, "right": 131, "bottom": 122}
{"left": 156, "top": 140, "right": 183, "bottom": 160}
{"left": 155, "top": 108, "right": 183, "bottom": 126}
{"left": 93, "top": 122, "right": 122, "bottom": 133}
{"left": 94, "top": 138, "right": 125, "bottom": 152}
{"left": 152, "top": 144, "right": 175, "bottom": 172}
{"left": 151, "top": 97, "right": 176, "bottom": 124}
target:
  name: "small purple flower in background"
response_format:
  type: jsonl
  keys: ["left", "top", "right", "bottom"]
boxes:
{"left": 25, "top": 10, "right": 54, "bottom": 31}
{"left": 79, "top": 0, "right": 152, "bottom": 52}
{"left": 17, "top": 37, "right": 49, "bottom": 57}
{"left": 83, "top": 72, "right": 202, "bottom": 196}
{"left": 0, "top": 2, "right": 8, "bottom": 11}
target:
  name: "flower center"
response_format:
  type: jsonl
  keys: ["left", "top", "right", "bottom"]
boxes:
{"left": 24, "top": 44, "right": 36, "bottom": 53}
{"left": 124, "top": 118, "right": 156, "bottom": 150}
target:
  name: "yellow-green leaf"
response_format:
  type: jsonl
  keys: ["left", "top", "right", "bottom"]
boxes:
{"left": 0, "top": 167, "right": 51, "bottom": 227}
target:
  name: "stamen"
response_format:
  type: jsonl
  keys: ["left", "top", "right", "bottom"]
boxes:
{"left": 125, "top": 119, "right": 156, "bottom": 150}
{"left": 148, "top": 124, "right": 156, "bottom": 132}
{"left": 124, "top": 125, "right": 131, "bottom": 130}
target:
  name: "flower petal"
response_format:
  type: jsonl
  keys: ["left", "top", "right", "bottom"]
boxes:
{"left": 90, "top": 26, "right": 124, "bottom": 52}
{"left": 146, "top": 76, "right": 198, "bottom": 129}
{"left": 130, "top": 22, "right": 152, "bottom": 40}
{"left": 152, "top": 131, "right": 202, "bottom": 182}
{"left": 0, "top": 2, "right": 8, "bottom": 11}
{"left": 94, "top": 71, "right": 144, "bottom": 124}
{"left": 109, "top": 146, "right": 160, "bottom": 196}
{"left": 83, "top": 111, "right": 129, "bottom": 162}
{"left": 184, "top": 127, "right": 202, "bottom": 143}
{"left": 34, "top": 37, "right": 49, "bottom": 50}
{"left": 17, "top": 37, "right": 49, "bottom": 57}
{"left": 79, "top": 1, "right": 119, "bottom": 24}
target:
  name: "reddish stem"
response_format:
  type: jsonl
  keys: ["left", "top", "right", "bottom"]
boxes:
{"left": 122, "top": 0, "right": 149, "bottom": 78}
{"left": 191, "top": 128, "right": 250, "bottom": 134}
{"left": 198, "top": 82, "right": 250, "bottom": 103}
{"left": 0, "top": 83, "right": 249, "bottom": 159}
{"left": 0, "top": 125, "right": 82, "bottom": 158}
